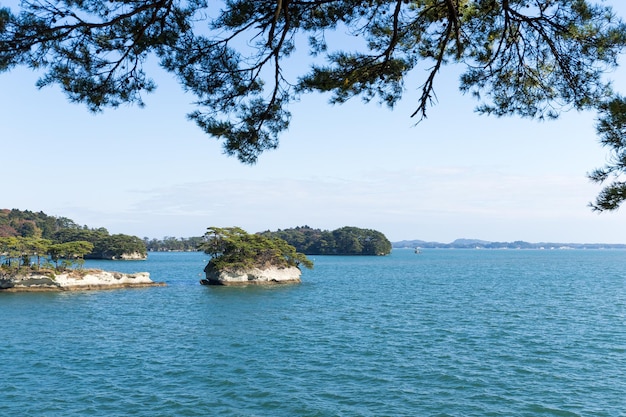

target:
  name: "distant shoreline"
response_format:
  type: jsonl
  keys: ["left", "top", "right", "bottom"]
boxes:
{"left": 392, "top": 239, "right": 626, "bottom": 250}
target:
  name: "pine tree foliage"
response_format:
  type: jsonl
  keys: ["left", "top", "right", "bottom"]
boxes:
{"left": 589, "top": 95, "right": 626, "bottom": 211}
{"left": 3, "top": 1, "right": 626, "bottom": 207}
{"left": 199, "top": 226, "right": 314, "bottom": 271}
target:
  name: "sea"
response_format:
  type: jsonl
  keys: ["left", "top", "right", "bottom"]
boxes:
{"left": 1, "top": 249, "right": 625, "bottom": 416}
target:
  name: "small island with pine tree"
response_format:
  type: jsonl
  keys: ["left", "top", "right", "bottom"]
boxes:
{"left": 0, "top": 209, "right": 161, "bottom": 292}
{"left": 0, "top": 239, "right": 163, "bottom": 291}
{"left": 198, "top": 227, "right": 313, "bottom": 286}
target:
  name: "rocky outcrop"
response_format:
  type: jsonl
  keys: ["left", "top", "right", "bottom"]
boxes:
{"left": 0, "top": 270, "right": 164, "bottom": 292}
{"left": 201, "top": 264, "right": 301, "bottom": 286}
{"left": 89, "top": 252, "right": 147, "bottom": 260}
{"left": 115, "top": 252, "right": 147, "bottom": 260}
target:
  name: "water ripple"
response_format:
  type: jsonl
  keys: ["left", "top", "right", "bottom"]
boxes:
{"left": 1, "top": 250, "right": 625, "bottom": 416}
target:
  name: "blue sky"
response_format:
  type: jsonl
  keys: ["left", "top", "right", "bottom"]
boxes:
{"left": 2, "top": 1, "right": 626, "bottom": 243}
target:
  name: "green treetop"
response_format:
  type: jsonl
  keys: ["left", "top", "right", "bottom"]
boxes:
{"left": 0, "top": 236, "right": 93, "bottom": 272}
{"left": 262, "top": 225, "right": 392, "bottom": 255}
{"left": 47, "top": 241, "right": 95, "bottom": 270}
{"left": 199, "top": 227, "right": 314, "bottom": 272}
{"left": 3, "top": 1, "right": 626, "bottom": 209}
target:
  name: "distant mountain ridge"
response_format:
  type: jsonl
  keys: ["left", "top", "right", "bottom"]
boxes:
{"left": 392, "top": 239, "right": 626, "bottom": 250}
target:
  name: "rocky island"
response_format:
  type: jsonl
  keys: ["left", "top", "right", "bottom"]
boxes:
{"left": 0, "top": 269, "right": 164, "bottom": 292}
{"left": 198, "top": 227, "right": 313, "bottom": 286}
{"left": 202, "top": 264, "right": 302, "bottom": 286}
{"left": 1, "top": 232, "right": 162, "bottom": 292}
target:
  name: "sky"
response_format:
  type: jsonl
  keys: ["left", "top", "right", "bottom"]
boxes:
{"left": 3, "top": 1, "right": 626, "bottom": 244}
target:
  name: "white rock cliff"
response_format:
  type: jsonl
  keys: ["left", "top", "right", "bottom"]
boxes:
{"left": 0, "top": 270, "right": 163, "bottom": 291}
{"left": 201, "top": 264, "right": 302, "bottom": 286}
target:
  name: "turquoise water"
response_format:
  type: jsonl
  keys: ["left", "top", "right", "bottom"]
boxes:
{"left": 1, "top": 249, "right": 625, "bottom": 416}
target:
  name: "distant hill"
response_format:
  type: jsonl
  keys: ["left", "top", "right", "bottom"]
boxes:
{"left": 392, "top": 239, "right": 626, "bottom": 250}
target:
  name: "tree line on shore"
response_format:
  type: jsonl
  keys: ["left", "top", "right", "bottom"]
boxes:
{"left": 0, "top": 209, "right": 147, "bottom": 260}
{"left": 147, "top": 226, "right": 393, "bottom": 256}
{"left": 4, "top": 209, "right": 392, "bottom": 257}
{"left": 143, "top": 236, "right": 205, "bottom": 252}
{"left": 260, "top": 226, "right": 392, "bottom": 256}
